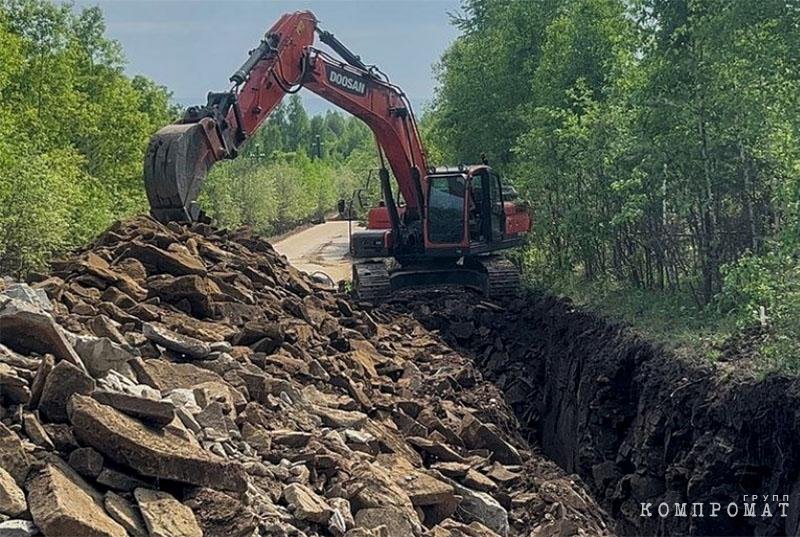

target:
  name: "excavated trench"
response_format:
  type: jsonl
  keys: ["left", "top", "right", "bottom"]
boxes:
{"left": 384, "top": 289, "right": 800, "bottom": 537}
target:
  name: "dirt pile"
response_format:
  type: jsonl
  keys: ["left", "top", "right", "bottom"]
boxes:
{"left": 0, "top": 216, "right": 611, "bottom": 537}
{"left": 387, "top": 289, "right": 800, "bottom": 537}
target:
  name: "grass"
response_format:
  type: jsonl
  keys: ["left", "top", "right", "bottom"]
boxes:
{"left": 539, "top": 275, "right": 738, "bottom": 365}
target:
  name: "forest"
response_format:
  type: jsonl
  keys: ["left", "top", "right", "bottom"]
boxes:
{"left": 425, "top": 0, "right": 800, "bottom": 366}
{"left": 2, "top": 0, "right": 799, "bottom": 367}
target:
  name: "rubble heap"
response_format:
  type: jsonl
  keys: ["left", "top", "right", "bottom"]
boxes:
{"left": 0, "top": 216, "right": 611, "bottom": 537}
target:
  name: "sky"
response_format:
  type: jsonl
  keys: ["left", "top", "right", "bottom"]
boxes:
{"left": 72, "top": 0, "right": 463, "bottom": 116}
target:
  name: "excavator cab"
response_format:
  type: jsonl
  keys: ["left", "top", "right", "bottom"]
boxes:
{"left": 424, "top": 166, "right": 525, "bottom": 254}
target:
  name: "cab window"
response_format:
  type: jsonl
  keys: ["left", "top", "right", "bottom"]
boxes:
{"left": 428, "top": 175, "right": 465, "bottom": 243}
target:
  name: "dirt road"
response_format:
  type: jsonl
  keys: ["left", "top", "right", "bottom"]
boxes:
{"left": 273, "top": 220, "right": 362, "bottom": 282}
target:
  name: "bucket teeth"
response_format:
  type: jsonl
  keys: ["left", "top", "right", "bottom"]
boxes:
{"left": 143, "top": 122, "right": 214, "bottom": 223}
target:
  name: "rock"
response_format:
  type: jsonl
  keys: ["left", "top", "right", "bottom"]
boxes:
{"left": 26, "top": 462, "right": 127, "bottom": 537}
{"left": 485, "top": 462, "right": 520, "bottom": 485}
{"left": 193, "top": 380, "right": 246, "bottom": 413}
{"left": 312, "top": 406, "right": 368, "bottom": 428}
{"left": 95, "top": 468, "right": 148, "bottom": 492}
{"left": 130, "top": 358, "right": 224, "bottom": 392}
{"left": 22, "top": 413, "right": 54, "bottom": 449}
{"left": 41, "top": 424, "right": 78, "bottom": 452}
{"left": 0, "top": 424, "right": 31, "bottom": 485}
{"left": 329, "top": 497, "right": 355, "bottom": 534}
{"left": 148, "top": 275, "right": 218, "bottom": 319}
{"left": 445, "top": 478, "right": 508, "bottom": 536}
{"left": 269, "top": 430, "right": 312, "bottom": 448}
{"left": 0, "top": 467, "right": 26, "bottom": 517}
{"left": 104, "top": 491, "right": 147, "bottom": 537}
{"left": 432, "top": 519, "right": 502, "bottom": 537}
{"left": 378, "top": 455, "right": 455, "bottom": 507}
{"left": 283, "top": 483, "right": 331, "bottom": 524}
{"left": 0, "top": 520, "right": 38, "bottom": 537}
{"left": 38, "top": 360, "right": 96, "bottom": 423}
{"left": 354, "top": 507, "right": 415, "bottom": 537}
{"left": 430, "top": 462, "right": 471, "bottom": 478}
{"left": 184, "top": 487, "right": 257, "bottom": 537}
{"left": 142, "top": 322, "right": 212, "bottom": 358}
{"left": 134, "top": 488, "right": 202, "bottom": 537}
{"left": 407, "top": 436, "right": 465, "bottom": 463}
{"left": 2, "top": 282, "right": 51, "bottom": 310}
{"left": 462, "top": 469, "right": 497, "bottom": 493}
{"left": 27, "top": 354, "right": 54, "bottom": 409}
{"left": 69, "top": 334, "right": 136, "bottom": 379}
{"left": 0, "top": 364, "right": 29, "bottom": 404}
{"left": 92, "top": 390, "right": 176, "bottom": 427}
{"left": 122, "top": 241, "right": 206, "bottom": 276}
{"left": 232, "top": 320, "right": 283, "bottom": 349}
{"left": 67, "top": 447, "right": 104, "bottom": 479}
{"left": 68, "top": 395, "right": 246, "bottom": 491}
{"left": 459, "top": 414, "right": 522, "bottom": 465}
{"left": 0, "top": 298, "right": 84, "bottom": 369}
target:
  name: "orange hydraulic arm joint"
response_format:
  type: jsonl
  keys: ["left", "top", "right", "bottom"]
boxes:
{"left": 144, "top": 10, "right": 427, "bottom": 236}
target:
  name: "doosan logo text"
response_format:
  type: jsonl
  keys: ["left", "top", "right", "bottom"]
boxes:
{"left": 328, "top": 68, "right": 366, "bottom": 95}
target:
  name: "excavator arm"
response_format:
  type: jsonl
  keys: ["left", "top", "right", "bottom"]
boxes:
{"left": 144, "top": 10, "right": 427, "bottom": 226}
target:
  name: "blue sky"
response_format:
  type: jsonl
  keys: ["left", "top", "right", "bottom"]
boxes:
{"left": 73, "top": 0, "right": 462, "bottom": 115}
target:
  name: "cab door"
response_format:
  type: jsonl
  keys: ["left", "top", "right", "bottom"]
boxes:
{"left": 476, "top": 170, "right": 504, "bottom": 243}
{"left": 487, "top": 171, "right": 505, "bottom": 241}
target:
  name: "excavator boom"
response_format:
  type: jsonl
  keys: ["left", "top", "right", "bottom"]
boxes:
{"left": 144, "top": 11, "right": 425, "bottom": 225}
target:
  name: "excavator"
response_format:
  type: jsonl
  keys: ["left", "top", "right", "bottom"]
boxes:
{"left": 143, "top": 11, "right": 531, "bottom": 300}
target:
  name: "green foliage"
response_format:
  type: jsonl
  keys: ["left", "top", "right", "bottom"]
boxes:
{"left": 203, "top": 101, "right": 378, "bottom": 235}
{"left": 0, "top": 0, "right": 175, "bottom": 274}
{"left": 429, "top": 0, "right": 800, "bottom": 368}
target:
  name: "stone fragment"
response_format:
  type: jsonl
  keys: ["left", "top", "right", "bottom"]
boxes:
{"left": 122, "top": 241, "right": 205, "bottom": 276}
{"left": 69, "top": 395, "right": 246, "bottom": 491}
{"left": 354, "top": 507, "right": 414, "bottom": 537}
{"left": 142, "top": 322, "right": 212, "bottom": 358}
{"left": 0, "top": 467, "right": 26, "bottom": 517}
{"left": 27, "top": 354, "right": 54, "bottom": 409}
{"left": 95, "top": 468, "right": 148, "bottom": 492}
{"left": 0, "top": 519, "right": 38, "bottom": 537}
{"left": 130, "top": 358, "right": 223, "bottom": 392}
{"left": 184, "top": 487, "right": 257, "bottom": 537}
{"left": 22, "top": 413, "right": 54, "bottom": 449}
{"left": 134, "top": 488, "right": 202, "bottom": 537}
{"left": 378, "top": 455, "right": 455, "bottom": 507}
{"left": 462, "top": 469, "right": 497, "bottom": 493}
{"left": 282, "top": 483, "right": 331, "bottom": 524}
{"left": 193, "top": 380, "right": 246, "bottom": 413}
{"left": 0, "top": 298, "right": 83, "bottom": 369}
{"left": 0, "top": 363, "right": 29, "bottom": 404}
{"left": 38, "top": 360, "right": 95, "bottom": 422}
{"left": 104, "top": 491, "right": 147, "bottom": 537}
{"left": 407, "top": 436, "right": 465, "bottom": 463}
{"left": 26, "top": 463, "right": 127, "bottom": 537}
{"left": 148, "top": 275, "right": 218, "bottom": 318}
{"left": 432, "top": 519, "right": 502, "bottom": 537}
{"left": 459, "top": 415, "right": 522, "bottom": 465}
{"left": 69, "top": 334, "right": 136, "bottom": 379}
{"left": 67, "top": 447, "right": 104, "bottom": 479}
{"left": 92, "top": 390, "right": 175, "bottom": 427}
{"left": 3, "top": 282, "right": 51, "bottom": 310}
{"left": 270, "top": 430, "right": 312, "bottom": 448}
{"left": 0, "top": 424, "right": 31, "bottom": 485}
{"left": 445, "top": 478, "right": 508, "bottom": 536}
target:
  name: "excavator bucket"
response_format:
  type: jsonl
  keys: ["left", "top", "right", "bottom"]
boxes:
{"left": 143, "top": 119, "right": 220, "bottom": 223}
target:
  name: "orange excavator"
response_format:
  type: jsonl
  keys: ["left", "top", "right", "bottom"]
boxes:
{"left": 143, "top": 11, "right": 531, "bottom": 299}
